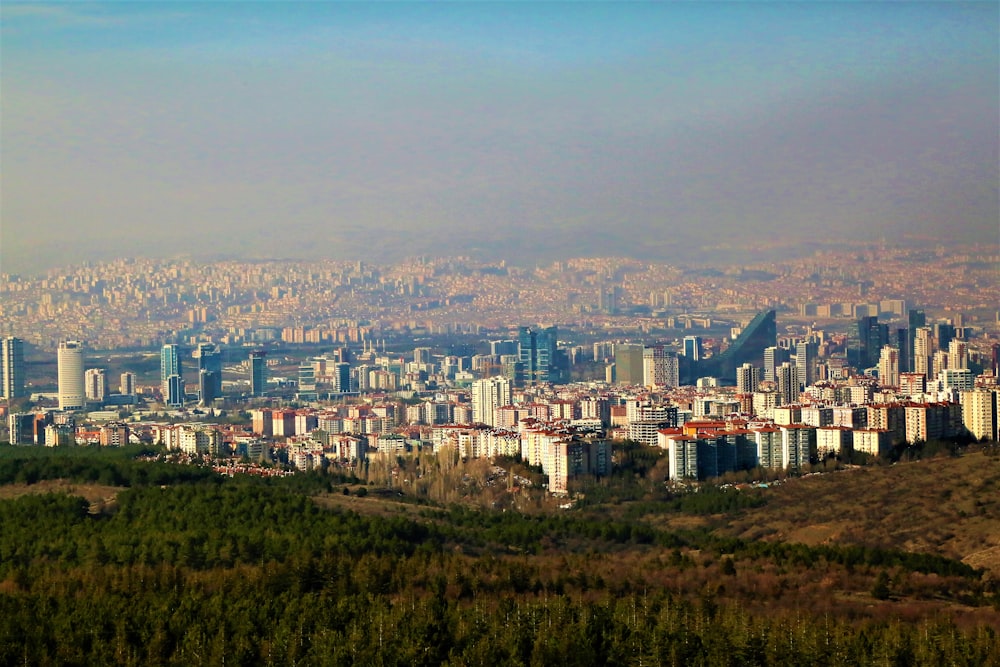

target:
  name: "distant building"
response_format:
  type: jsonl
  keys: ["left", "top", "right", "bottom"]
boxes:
{"left": 249, "top": 350, "right": 267, "bottom": 396}
{"left": 1, "top": 337, "right": 26, "bottom": 400}
{"left": 58, "top": 341, "right": 85, "bottom": 411}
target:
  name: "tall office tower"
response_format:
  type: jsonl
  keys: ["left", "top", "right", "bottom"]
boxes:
{"left": 298, "top": 363, "right": 316, "bottom": 392}
{"left": 198, "top": 370, "right": 218, "bottom": 405}
{"left": 613, "top": 343, "right": 645, "bottom": 385}
{"left": 934, "top": 322, "right": 956, "bottom": 351}
{"left": 642, "top": 346, "right": 679, "bottom": 388}
{"left": 598, "top": 286, "right": 620, "bottom": 315}
{"left": 683, "top": 336, "right": 704, "bottom": 361}
{"left": 877, "top": 346, "right": 900, "bottom": 388}
{"left": 947, "top": 339, "right": 968, "bottom": 370}
{"left": 490, "top": 340, "right": 518, "bottom": 356}
{"left": 763, "top": 346, "right": 789, "bottom": 383}
{"left": 931, "top": 350, "right": 950, "bottom": 378}
{"left": 891, "top": 328, "right": 909, "bottom": 375}
{"left": 736, "top": 363, "right": 761, "bottom": 394}
{"left": 471, "top": 376, "right": 511, "bottom": 427}
{"left": 1, "top": 337, "right": 25, "bottom": 400}
{"left": 332, "top": 361, "right": 351, "bottom": 393}
{"left": 161, "top": 344, "right": 181, "bottom": 398}
{"left": 776, "top": 362, "right": 800, "bottom": 407}
{"left": 194, "top": 343, "right": 223, "bottom": 399}
{"left": 84, "top": 368, "right": 107, "bottom": 402}
{"left": 518, "top": 325, "right": 558, "bottom": 384}
{"left": 913, "top": 327, "right": 934, "bottom": 377}
{"left": 907, "top": 309, "right": 926, "bottom": 372}
{"left": 412, "top": 347, "right": 433, "bottom": 364}
{"left": 249, "top": 350, "right": 267, "bottom": 397}
{"left": 165, "top": 374, "right": 185, "bottom": 407}
{"left": 795, "top": 341, "right": 818, "bottom": 388}
{"left": 119, "top": 372, "right": 136, "bottom": 397}
{"left": 57, "top": 341, "right": 85, "bottom": 411}
{"left": 848, "top": 316, "right": 888, "bottom": 371}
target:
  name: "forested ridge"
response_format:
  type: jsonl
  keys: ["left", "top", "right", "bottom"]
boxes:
{"left": 1, "top": 446, "right": 998, "bottom": 665}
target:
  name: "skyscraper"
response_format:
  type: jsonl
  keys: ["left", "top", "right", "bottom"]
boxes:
{"left": 85, "top": 368, "right": 108, "bottom": 402}
{"left": 471, "top": 376, "right": 511, "bottom": 427}
{"left": 764, "top": 346, "right": 789, "bottom": 383}
{"left": 642, "top": 346, "right": 679, "bottom": 388}
{"left": 795, "top": 341, "right": 817, "bottom": 388}
{"left": 878, "top": 346, "right": 900, "bottom": 388}
{"left": 913, "top": 327, "right": 934, "bottom": 377}
{"left": 120, "top": 372, "right": 136, "bottom": 397}
{"left": 683, "top": 336, "right": 703, "bottom": 361}
{"left": 518, "top": 326, "right": 558, "bottom": 384}
{"left": 249, "top": 350, "right": 267, "bottom": 397}
{"left": 848, "top": 316, "right": 887, "bottom": 371}
{"left": 907, "top": 309, "right": 926, "bottom": 372}
{"left": 194, "top": 343, "right": 223, "bottom": 399}
{"left": 0, "top": 336, "right": 25, "bottom": 400}
{"left": 57, "top": 341, "right": 85, "bottom": 411}
{"left": 776, "top": 362, "right": 800, "bottom": 407}
{"left": 613, "top": 343, "right": 645, "bottom": 385}
{"left": 736, "top": 363, "right": 761, "bottom": 394}
{"left": 161, "top": 344, "right": 183, "bottom": 406}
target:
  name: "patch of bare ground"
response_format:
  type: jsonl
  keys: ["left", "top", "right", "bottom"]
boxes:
{"left": 719, "top": 449, "right": 1000, "bottom": 576}
{"left": 0, "top": 479, "right": 122, "bottom": 513}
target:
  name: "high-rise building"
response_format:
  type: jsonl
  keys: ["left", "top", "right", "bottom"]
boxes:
{"left": 642, "top": 346, "right": 679, "bottom": 388}
{"left": 613, "top": 343, "right": 645, "bottom": 385}
{"left": 961, "top": 389, "right": 998, "bottom": 442}
{"left": 194, "top": 343, "right": 223, "bottom": 399}
{"left": 763, "top": 346, "right": 789, "bottom": 383}
{"left": 934, "top": 322, "right": 956, "bottom": 351}
{"left": 877, "top": 346, "right": 900, "bottom": 388}
{"left": 947, "top": 339, "right": 968, "bottom": 370}
{"left": 776, "top": 362, "right": 800, "bottom": 406}
{"left": 795, "top": 341, "right": 818, "bottom": 388}
{"left": 161, "top": 344, "right": 184, "bottom": 406}
{"left": 119, "top": 372, "right": 136, "bottom": 397}
{"left": 84, "top": 368, "right": 107, "bottom": 402}
{"left": 57, "top": 341, "right": 85, "bottom": 411}
{"left": 848, "top": 316, "right": 887, "bottom": 371}
{"left": 471, "top": 376, "right": 511, "bottom": 427}
{"left": 736, "top": 363, "right": 761, "bottom": 394}
{"left": 161, "top": 344, "right": 181, "bottom": 395}
{"left": 518, "top": 326, "right": 559, "bottom": 384}
{"left": 332, "top": 362, "right": 351, "bottom": 393}
{"left": 907, "top": 309, "right": 926, "bottom": 372}
{"left": 1, "top": 337, "right": 25, "bottom": 400}
{"left": 913, "top": 327, "right": 934, "bottom": 377}
{"left": 686, "top": 310, "right": 776, "bottom": 384}
{"left": 683, "top": 336, "right": 703, "bottom": 361}
{"left": 249, "top": 350, "right": 267, "bottom": 397}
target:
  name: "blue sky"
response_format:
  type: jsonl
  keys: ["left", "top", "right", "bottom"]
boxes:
{"left": 2, "top": 2, "right": 997, "bottom": 273}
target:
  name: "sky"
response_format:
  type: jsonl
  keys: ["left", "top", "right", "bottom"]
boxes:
{"left": 2, "top": 2, "right": 997, "bottom": 274}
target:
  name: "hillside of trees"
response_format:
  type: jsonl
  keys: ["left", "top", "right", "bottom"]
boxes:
{"left": 1, "top": 445, "right": 998, "bottom": 664}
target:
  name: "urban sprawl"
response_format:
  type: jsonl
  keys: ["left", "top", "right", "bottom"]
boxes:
{"left": 1, "top": 242, "right": 998, "bottom": 495}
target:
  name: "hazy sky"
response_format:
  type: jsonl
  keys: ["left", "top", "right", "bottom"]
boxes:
{"left": 2, "top": 2, "right": 997, "bottom": 274}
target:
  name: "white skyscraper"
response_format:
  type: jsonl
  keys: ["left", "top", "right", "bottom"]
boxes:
{"left": 736, "top": 363, "right": 761, "bottom": 394}
{"left": 913, "top": 327, "right": 933, "bottom": 377}
{"left": 877, "top": 346, "right": 899, "bottom": 388}
{"left": 85, "top": 368, "right": 108, "bottom": 402}
{"left": 120, "top": 372, "right": 137, "bottom": 397}
{"left": 776, "top": 362, "right": 800, "bottom": 407}
{"left": 947, "top": 339, "right": 968, "bottom": 370}
{"left": 58, "top": 341, "right": 85, "bottom": 411}
{"left": 471, "top": 376, "right": 511, "bottom": 427}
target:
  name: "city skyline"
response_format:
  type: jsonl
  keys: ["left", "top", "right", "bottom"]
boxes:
{"left": 3, "top": 2, "right": 997, "bottom": 275}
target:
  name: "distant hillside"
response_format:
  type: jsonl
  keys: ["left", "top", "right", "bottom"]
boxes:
{"left": 717, "top": 449, "right": 1000, "bottom": 576}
